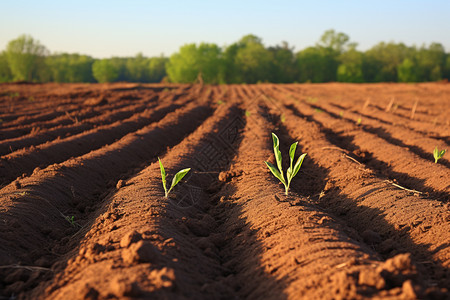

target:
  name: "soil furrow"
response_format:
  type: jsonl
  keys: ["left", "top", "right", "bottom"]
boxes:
{"left": 27, "top": 103, "right": 244, "bottom": 299}
{"left": 268, "top": 89, "right": 449, "bottom": 199}
{"left": 280, "top": 83, "right": 450, "bottom": 138}
{"left": 213, "top": 100, "right": 430, "bottom": 299}
{"left": 273, "top": 86, "right": 450, "bottom": 168}
{"left": 0, "top": 83, "right": 448, "bottom": 299}
{"left": 314, "top": 102, "right": 450, "bottom": 168}
{"left": 0, "top": 90, "right": 161, "bottom": 140}
{"left": 0, "top": 101, "right": 185, "bottom": 186}
{"left": 0, "top": 87, "right": 195, "bottom": 184}
{"left": 0, "top": 100, "right": 214, "bottom": 297}
{"left": 0, "top": 95, "right": 161, "bottom": 156}
{"left": 324, "top": 99, "right": 450, "bottom": 144}
{"left": 260, "top": 93, "right": 450, "bottom": 292}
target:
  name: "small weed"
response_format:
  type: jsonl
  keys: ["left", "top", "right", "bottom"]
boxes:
{"left": 245, "top": 110, "right": 251, "bottom": 117}
{"left": 9, "top": 92, "right": 20, "bottom": 98}
{"left": 217, "top": 100, "right": 224, "bottom": 105}
{"left": 433, "top": 146, "right": 446, "bottom": 163}
{"left": 339, "top": 111, "right": 344, "bottom": 117}
{"left": 28, "top": 96, "right": 35, "bottom": 102}
{"left": 65, "top": 215, "right": 76, "bottom": 227}
{"left": 280, "top": 114, "right": 286, "bottom": 123}
{"left": 265, "top": 133, "right": 307, "bottom": 196}
{"left": 356, "top": 117, "right": 362, "bottom": 125}
{"left": 158, "top": 158, "right": 191, "bottom": 198}
{"left": 314, "top": 108, "right": 323, "bottom": 113}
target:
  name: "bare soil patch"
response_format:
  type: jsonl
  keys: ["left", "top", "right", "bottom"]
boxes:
{"left": 0, "top": 82, "right": 448, "bottom": 299}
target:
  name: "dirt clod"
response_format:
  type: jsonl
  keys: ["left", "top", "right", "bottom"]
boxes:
{"left": 122, "top": 240, "right": 159, "bottom": 264}
{"left": 120, "top": 230, "right": 142, "bottom": 248}
{"left": 110, "top": 278, "right": 141, "bottom": 297}
{"left": 116, "top": 179, "right": 125, "bottom": 189}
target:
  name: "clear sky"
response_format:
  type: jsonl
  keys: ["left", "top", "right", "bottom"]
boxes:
{"left": 1, "top": 0, "right": 449, "bottom": 58}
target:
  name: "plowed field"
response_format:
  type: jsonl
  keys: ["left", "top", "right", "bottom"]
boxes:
{"left": 0, "top": 82, "right": 449, "bottom": 299}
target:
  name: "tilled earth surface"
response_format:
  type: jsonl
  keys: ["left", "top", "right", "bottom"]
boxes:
{"left": 0, "top": 82, "right": 449, "bottom": 299}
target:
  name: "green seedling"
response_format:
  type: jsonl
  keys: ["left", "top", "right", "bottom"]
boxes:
{"left": 65, "top": 215, "right": 76, "bottom": 227}
{"left": 433, "top": 146, "right": 446, "bottom": 163}
{"left": 265, "top": 133, "right": 307, "bottom": 195}
{"left": 158, "top": 158, "right": 191, "bottom": 198}
{"left": 339, "top": 111, "right": 344, "bottom": 117}
{"left": 217, "top": 100, "right": 224, "bottom": 105}
{"left": 314, "top": 108, "right": 323, "bottom": 113}
{"left": 306, "top": 97, "right": 318, "bottom": 103}
{"left": 245, "top": 110, "right": 251, "bottom": 117}
{"left": 356, "top": 117, "right": 362, "bottom": 125}
{"left": 280, "top": 114, "right": 286, "bottom": 123}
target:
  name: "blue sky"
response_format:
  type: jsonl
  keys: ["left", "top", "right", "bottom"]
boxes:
{"left": 0, "top": 0, "right": 449, "bottom": 58}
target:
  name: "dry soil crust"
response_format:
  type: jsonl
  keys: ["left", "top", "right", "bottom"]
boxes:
{"left": 0, "top": 82, "right": 448, "bottom": 299}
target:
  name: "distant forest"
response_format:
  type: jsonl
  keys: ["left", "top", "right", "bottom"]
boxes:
{"left": 1, "top": 30, "right": 449, "bottom": 84}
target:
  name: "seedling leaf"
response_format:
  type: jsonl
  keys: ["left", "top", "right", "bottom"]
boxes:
{"left": 433, "top": 146, "right": 446, "bottom": 163}
{"left": 158, "top": 157, "right": 167, "bottom": 196}
{"left": 265, "top": 161, "right": 286, "bottom": 185}
{"left": 272, "top": 133, "right": 284, "bottom": 181}
{"left": 170, "top": 168, "right": 191, "bottom": 191}
{"left": 292, "top": 153, "right": 307, "bottom": 179}
{"left": 266, "top": 133, "right": 306, "bottom": 195}
{"left": 287, "top": 142, "right": 298, "bottom": 179}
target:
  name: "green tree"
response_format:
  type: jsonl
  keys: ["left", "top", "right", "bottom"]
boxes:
{"left": 398, "top": 58, "right": 419, "bottom": 82}
{"left": 0, "top": 52, "right": 12, "bottom": 82}
{"left": 337, "top": 45, "right": 364, "bottom": 82}
{"left": 148, "top": 56, "right": 167, "bottom": 82}
{"left": 296, "top": 46, "right": 336, "bottom": 82}
{"left": 443, "top": 55, "right": 450, "bottom": 80}
{"left": 47, "top": 53, "right": 94, "bottom": 82}
{"left": 317, "top": 29, "right": 350, "bottom": 54}
{"left": 5, "top": 34, "right": 49, "bottom": 81}
{"left": 222, "top": 34, "right": 274, "bottom": 83}
{"left": 166, "top": 43, "right": 224, "bottom": 84}
{"left": 415, "top": 43, "right": 445, "bottom": 81}
{"left": 268, "top": 42, "right": 296, "bottom": 83}
{"left": 235, "top": 42, "right": 273, "bottom": 83}
{"left": 126, "top": 53, "right": 148, "bottom": 82}
{"left": 92, "top": 58, "right": 120, "bottom": 83}
{"left": 363, "top": 42, "right": 411, "bottom": 82}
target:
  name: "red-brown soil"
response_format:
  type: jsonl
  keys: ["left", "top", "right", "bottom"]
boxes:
{"left": 0, "top": 82, "right": 449, "bottom": 299}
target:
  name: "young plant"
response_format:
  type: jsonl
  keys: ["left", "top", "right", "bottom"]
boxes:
{"left": 433, "top": 146, "right": 446, "bottom": 163}
{"left": 158, "top": 158, "right": 191, "bottom": 198}
{"left": 265, "top": 133, "right": 307, "bottom": 196}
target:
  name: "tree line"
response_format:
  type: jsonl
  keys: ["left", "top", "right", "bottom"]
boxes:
{"left": 1, "top": 30, "right": 449, "bottom": 84}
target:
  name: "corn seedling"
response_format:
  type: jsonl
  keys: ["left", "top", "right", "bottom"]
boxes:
{"left": 265, "top": 133, "right": 307, "bottom": 195}
{"left": 158, "top": 158, "right": 191, "bottom": 198}
{"left": 433, "top": 146, "right": 446, "bottom": 163}
{"left": 66, "top": 215, "right": 75, "bottom": 226}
